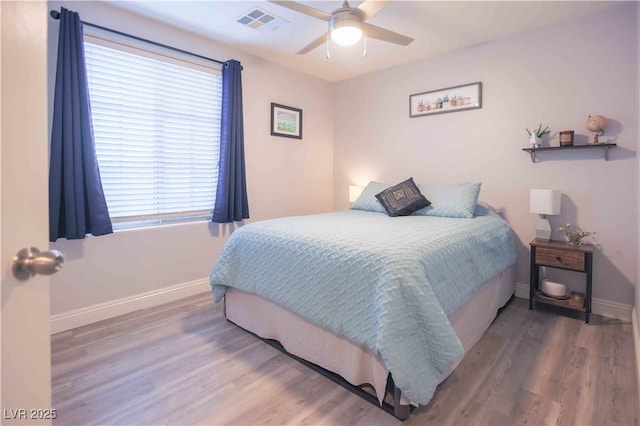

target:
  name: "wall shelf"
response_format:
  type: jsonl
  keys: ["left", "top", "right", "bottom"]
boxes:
{"left": 522, "top": 143, "right": 617, "bottom": 163}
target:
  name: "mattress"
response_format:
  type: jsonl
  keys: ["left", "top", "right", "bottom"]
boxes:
{"left": 224, "top": 265, "right": 515, "bottom": 406}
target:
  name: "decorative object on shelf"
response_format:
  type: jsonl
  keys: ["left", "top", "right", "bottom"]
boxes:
{"left": 556, "top": 223, "right": 594, "bottom": 246}
{"left": 529, "top": 189, "right": 561, "bottom": 241}
{"left": 271, "top": 103, "right": 303, "bottom": 139}
{"left": 409, "top": 82, "right": 482, "bottom": 118}
{"left": 559, "top": 130, "right": 575, "bottom": 146}
{"left": 348, "top": 185, "right": 364, "bottom": 203}
{"left": 569, "top": 291, "right": 585, "bottom": 308}
{"left": 541, "top": 279, "right": 567, "bottom": 298}
{"left": 586, "top": 114, "right": 608, "bottom": 144}
{"left": 525, "top": 124, "right": 550, "bottom": 148}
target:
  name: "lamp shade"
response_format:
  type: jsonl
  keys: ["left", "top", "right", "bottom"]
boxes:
{"left": 529, "top": 189, "right": 561, "bottom": 215}
{"left": 349, "top": 185, "right": 364, "bottom": 203}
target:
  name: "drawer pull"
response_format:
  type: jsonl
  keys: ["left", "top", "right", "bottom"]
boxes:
{"left": 556, "top": 256, "right": 562, "bottom": 261}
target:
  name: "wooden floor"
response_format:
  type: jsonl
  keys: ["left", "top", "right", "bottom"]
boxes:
{"left": 51, "top": 293, "right": 638, "bottom": 425}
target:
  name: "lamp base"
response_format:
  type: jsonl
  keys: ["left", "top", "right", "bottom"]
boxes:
{"left": 535, "top": 217, "right": 552, "bottom": 241}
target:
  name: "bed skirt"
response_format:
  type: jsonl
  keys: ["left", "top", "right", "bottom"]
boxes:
{"left": 224, "top": 265, "right": 515, "bottom": 417}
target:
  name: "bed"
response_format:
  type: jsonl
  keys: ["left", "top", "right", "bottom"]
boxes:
{"left": 209, "top": 181, "right": 516, "bottom": 419}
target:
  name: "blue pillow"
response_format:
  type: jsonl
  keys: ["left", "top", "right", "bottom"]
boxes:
{"left": 350, "top": 181, "right": 389, "bottom": 213}
{"left": 414, "top": 182, "right": 481, "bottom": 218}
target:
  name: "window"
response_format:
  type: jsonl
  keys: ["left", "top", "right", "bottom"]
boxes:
{"left": 84, "top": 36, "right": 223, "bottom": 230}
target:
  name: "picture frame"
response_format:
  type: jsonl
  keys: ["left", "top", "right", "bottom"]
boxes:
{"left": 409, "top": 82, "right": 482, "bottom": 118}
{"left": 271, "top": 103, "right": 302, "bottom": 139}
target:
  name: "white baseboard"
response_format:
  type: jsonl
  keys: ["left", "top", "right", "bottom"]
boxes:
{"left": 632, "top": 308, "right": 640, "bottom": 414}
{"left": 50, "top": 278, "right": 211, "bottom": 334}
{"left": 515, "top": 282, "right": 632, "bottom": 322}
{"left": 514, "top": 281, "right": 530, "bottom": 300}
{"left": 51, "top": 279, "right": 631, "bottom": 333}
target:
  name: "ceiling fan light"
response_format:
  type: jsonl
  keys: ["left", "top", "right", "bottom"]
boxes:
{"left": 329, "top": 12, "right": 363, "bottom": 46}
{"left": 331, "top": 25, "right": 363, "bottom": 46}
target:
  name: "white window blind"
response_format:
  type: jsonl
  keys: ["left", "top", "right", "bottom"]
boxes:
{"left": 84, "top": 38, "right": 223, "bottom": 230}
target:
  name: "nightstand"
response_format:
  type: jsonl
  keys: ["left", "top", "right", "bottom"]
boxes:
{"left": 529, "top": 238, "right": 593, "bottom": 324}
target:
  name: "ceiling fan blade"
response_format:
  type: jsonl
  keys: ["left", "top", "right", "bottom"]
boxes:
{"left": 268, "top": 1, "right": 331, "bottom": 21}
{"left": 363, "top": 22, "right": 414, "bottom": 46}
{"left": 356, "top": 0, "right": 389, "bottom": 19}
{"left": 296, "top": 33, "right": 327, "bottom": 54}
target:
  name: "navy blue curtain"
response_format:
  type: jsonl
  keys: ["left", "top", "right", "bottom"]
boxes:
{"left": 49, "top": 8, "right": 112, "bottom": 242}
{"left": 212, "top": 60, "right": 249, "bottom": 223}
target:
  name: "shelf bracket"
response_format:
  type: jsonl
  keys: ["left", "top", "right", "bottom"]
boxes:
{"left": 604, "top": 146, "right": 610, "bottom": 161}
{"left": 528, "top": 150, "right": 536, "bottom": 163}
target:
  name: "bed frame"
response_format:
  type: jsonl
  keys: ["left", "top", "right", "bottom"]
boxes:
{"left": 223, "top": 265, "right": 515, "bottom": 420}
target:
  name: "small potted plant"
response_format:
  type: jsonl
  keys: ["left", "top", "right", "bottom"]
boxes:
{"left": 526, "top": 124, "right": 550, "bottom": 148}
{"left": 417, "top": 100, "right": 425, "bottom": 112}
{"left": 556, "top": 223, "right": 595, "bottom": 246}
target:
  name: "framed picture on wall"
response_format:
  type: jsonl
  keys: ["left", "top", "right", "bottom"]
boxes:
{"left": 409, "top": 82, "right": 482, "bottom": 118}
{"left": 271, "top": 103, "right": 303, "bottom": 139}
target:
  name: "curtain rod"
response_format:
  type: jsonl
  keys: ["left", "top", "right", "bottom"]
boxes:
{"left": 49, "top": 10, "right": 226, "bottom": 67}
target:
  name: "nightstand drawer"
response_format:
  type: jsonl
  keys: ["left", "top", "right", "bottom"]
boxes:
{"left": 535, "top": 247, "right": 584, "bottom": 271}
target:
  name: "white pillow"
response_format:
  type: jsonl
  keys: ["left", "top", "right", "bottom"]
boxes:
{"left": 350, "top": 181, "right": 389, "bottom": 213}
{"left": 413, "top": 182, "right": 481, "bottom": 218}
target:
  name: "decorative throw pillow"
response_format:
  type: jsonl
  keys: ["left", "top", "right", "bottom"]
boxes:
{"left": 350, "top": 181, "right": 390, "bottom": 214}
{"left": 375, "top": 178, "right": 431, "bottom": 217}
{"left": 413, "top": 182, "right": 481, "bottom": 218}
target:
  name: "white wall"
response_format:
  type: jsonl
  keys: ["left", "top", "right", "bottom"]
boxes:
{"left": 48, "top": 1, "right": 334, "bottom": 315}
{"left": 333, "top": 4, "right": 638, "bottom": 307}
{"left": 47, "top": 2, "right": 638, "bottom": 321}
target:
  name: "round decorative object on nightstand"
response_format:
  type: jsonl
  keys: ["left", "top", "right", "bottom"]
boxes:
{"left": 541, "top": 279, "right": 567, "bottom": 298}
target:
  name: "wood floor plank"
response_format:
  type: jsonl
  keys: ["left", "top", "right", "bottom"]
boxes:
{"left": 481, "top": 334, "right": 541, "bottom": 417}
{"left": 51, "top": 294, "right": 639, "bottom": 425}
{"left": 509, "top": 388, "right": 563, "bottom": 425}
{"left": 411, "top": 331, "right": 510, "bottom": 425}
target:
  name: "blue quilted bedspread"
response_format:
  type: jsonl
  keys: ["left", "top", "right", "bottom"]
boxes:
{"left": 210, "top": 208, "right": 516, "bottom": 405}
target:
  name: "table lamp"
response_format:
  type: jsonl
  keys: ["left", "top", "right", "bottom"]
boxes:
{"left": 349, "top": 185, "right": 364, "bottom": 203}
{"left": 530, "top": 189, "right": 561, "bottom": 241}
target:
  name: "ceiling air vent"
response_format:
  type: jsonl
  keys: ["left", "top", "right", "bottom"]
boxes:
{"left": 237, "top": 7, "right": 286, "bottom": 33}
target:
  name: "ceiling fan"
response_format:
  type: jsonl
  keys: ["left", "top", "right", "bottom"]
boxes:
{"left": 268, "top": 0, "right": 414, "bottom": 54}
